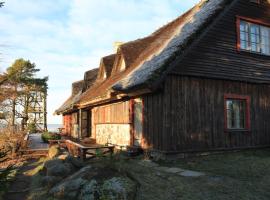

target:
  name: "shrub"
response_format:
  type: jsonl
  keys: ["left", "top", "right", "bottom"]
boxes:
{"left": 28, "top": 122, "right": 37, "bottom": 134}
{"left": 0, "top": 149, "right": 14, "bottom": 198}
{"left": 41, "top": 132, "right": 61, "bottom": 143}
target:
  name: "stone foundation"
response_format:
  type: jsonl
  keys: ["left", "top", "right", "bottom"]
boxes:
{"left": 95, "top": 124, "right": 130, "bottom": 147}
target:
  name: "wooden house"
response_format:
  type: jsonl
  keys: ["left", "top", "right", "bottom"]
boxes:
{"left": 57, "top": 0, "right": 270, "bottom": 155}
{"left": 55, "top": 68, "right": 98, "bottom": 138}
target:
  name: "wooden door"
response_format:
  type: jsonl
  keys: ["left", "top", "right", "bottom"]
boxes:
{"left": 133, "top": 99, "right": 143, "bottom": 146}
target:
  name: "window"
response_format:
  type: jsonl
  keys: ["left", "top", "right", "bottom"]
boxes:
{"left": 237, "top": 17, "right": 270, "bottom": 55}
{"left": 224, "top": 94, "right": 250, "bottom": 130}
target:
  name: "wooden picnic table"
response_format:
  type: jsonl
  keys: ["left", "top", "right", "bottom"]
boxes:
{"left": 49, "top": 139, "right": 115, "bottom": 161}
{"left": 48, "top": 139, "right": 66, "bottom": 148}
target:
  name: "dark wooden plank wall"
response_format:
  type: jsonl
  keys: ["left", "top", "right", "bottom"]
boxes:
{"left": 172, "top": 0, "right": 270, "bottom": 83}
{"left": 143, "top": 76, "right": 270, "bottom": 152}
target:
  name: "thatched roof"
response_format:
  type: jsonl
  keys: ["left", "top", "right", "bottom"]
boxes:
{"left": 82, "top": 68, "right": 98, "bottom": 92}
{"left": 79, "top": 0, "right": 232, "bottom": 106}
{"left": 55, "top": 67, "right": 100, "bottom": 114}
{"left": 102, "top": 54, "right": 115, "bottom": 78}
{"left": 113, "top": 0, "right": 232, "bottom": 92}
{"left": 55, "top": 80, "right": 84, "bottom": 115}
{"left": 97, "top": 54, "right": 116, "bottom": 80}
{"left": 72, "top": 80, "right": 84, "bottom": 96}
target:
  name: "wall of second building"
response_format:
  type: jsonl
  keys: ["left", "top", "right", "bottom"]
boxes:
{"left": 63, "top": 114, "right": 72, "bottom": 136}
{"left": 63, "top": 111, "right": 79, "bottom": 138}
{"left": 91, "top": 100, "right": 131, "bottom": 146}
{"left": 143, "top": 75, "right": 270, "bottom": 153}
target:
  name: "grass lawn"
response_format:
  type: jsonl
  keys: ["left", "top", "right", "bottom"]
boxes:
{"left": 154, "top": 149, "right": 270, "bottom": 200}
{"left": 9, "top": 149, "right": 270, "bottom": 200}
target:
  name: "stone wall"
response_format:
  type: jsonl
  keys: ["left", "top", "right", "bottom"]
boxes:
{"left": 95, "top": 124, "right": 130, "bottom": 146}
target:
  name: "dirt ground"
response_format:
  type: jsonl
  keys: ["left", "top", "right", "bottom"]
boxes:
{"left": 3, "top": 149, "right": 270, "bottom": 200}
{"left": 2, "top": 159, "right": 40, "bottom": 200}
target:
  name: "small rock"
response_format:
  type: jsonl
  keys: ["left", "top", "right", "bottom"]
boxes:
{"left": 163, "top": 167, "right": 184, "bottom": 174}
{"left": 48, "top": 145, "right": 60, "bottom": 159}
{"left": 58, "top": 154, "right": 68, "bottom": 160}
{"left": 179, "top": 170, "right": 205, "bottom": 177}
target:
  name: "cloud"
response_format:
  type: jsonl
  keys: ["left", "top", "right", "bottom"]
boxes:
{"left": 0, "top": 0, "right": 200, "bottom": 124}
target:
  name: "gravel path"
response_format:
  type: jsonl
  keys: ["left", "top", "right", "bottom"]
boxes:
{"left": 28, "top": 133, "right": 48, "bottom": 150}
{"left": 4, "top": 159, "right": 38, "bottom": 200}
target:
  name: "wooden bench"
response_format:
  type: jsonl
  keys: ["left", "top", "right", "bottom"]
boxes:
{"left": 65, "top": 140, "right": 114, "bottom": 161}
{"left": 48, "top": 139, "right": 66, "bottom": 148}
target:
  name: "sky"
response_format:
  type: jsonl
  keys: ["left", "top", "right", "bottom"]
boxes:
{"left": 0, "top": 0, "right": 200, "bottom": 124}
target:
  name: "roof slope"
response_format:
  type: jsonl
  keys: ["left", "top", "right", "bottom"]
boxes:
{"left": 102, "top": 54, "right": 116, "bottom": 77}
{"left": 79, "top": 0, "right": 232, "bottom": 106}
{"left": 55, "top": 80, "right": 84, "bottom": 115}
{"left": 55, "top": 68, "right": 98, "bottom": 115}
{"left": 113, "top": 0, "right": 231, "bottom": 92}
{"left": 83, "top": 68, "right": 98, "bottom": 92}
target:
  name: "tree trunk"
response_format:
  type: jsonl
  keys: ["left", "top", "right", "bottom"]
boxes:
{"left": 11, "top": 98, "right": 16, "bottom": 133}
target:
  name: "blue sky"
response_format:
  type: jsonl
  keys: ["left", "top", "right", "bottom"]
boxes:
{"left": 0, "top": 0, "right": 200, "bottom": 124}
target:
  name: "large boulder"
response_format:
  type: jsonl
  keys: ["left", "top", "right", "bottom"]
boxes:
{"left": 44, "top": 159, "right": 63, "bottom": 169}
{"left": 79, "top": 177, "right": 137, "bottom": 200}
{"left": 46, "top": 162, "right": 74, "bottom": 177}
{"left": 65, "top": 155, "right": 85, "bottom": 168}
{"left": 100, "top": 177, "right": 137, "bottom": 200}
{"left": 41, "top": 176, "right": 63, "bottom": 188}
{"left": 79, "top": 180, "right": 99, "bottom": 200}
{"left": 49, "top": 166, "right": 93, "bottom": 199}
{"left": 49, "top": 177, "right": 88, "bottom": 199}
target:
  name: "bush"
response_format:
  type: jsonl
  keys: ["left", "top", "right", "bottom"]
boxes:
{"left": 28, "top": 122, "right": 37, "bottom": 134}
{"left": 41, "top": 132, "right": 61, "bottom": 143}
{"left": 0, "top": 149, "right": 14, "bottom": 198}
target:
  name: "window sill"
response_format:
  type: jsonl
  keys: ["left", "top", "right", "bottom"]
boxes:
{"left": 225, "top": 129, "right": 251, "bottom": 133}
{"left": 237, "top": 49, "right": 270, "bottom": 58}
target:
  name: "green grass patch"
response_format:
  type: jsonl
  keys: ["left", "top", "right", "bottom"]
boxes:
{"left": 41, "top": 132, "right": 61, "bottom": 143}
{"left": 155, "top": 149, "right": 270, "bottom": 200}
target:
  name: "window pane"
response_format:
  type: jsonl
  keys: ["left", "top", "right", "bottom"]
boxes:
{"left": 261, "top": 26, "right": 270, "bottom": 55}
{"left": 239, "top": 20, "right": 270, "bottom": 55}
{"left": 226, "top": 99, "right": 246, "bottom": 129}
{"left": 240, "top": 21, "right": 250, "bottom": 51}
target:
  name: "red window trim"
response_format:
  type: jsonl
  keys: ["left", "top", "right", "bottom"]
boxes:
{"left": 224, "top": 94, "right": 251, "bottom": 132}
{"left": 236, "top": 15, "right": 270, "bottom": 52}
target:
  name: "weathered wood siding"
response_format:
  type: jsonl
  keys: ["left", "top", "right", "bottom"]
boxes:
{"left": 71, "top": 112, "right": 79, "bottom": 138}
{"left": 63, "top": 114, "right": 72, "bottom": 136}
{"left": 81, "top": 110, "right": 89, "bottom": 138}
{"left": 143, "top": 76, "right": 270, "bottom": 152}
{"left": 91, "top": 101, "right": 131, "bottom": 146}
{"left": 92, "top": 101, "right": 130, "bottom": 125}
{"left": 172, "top": 0, "right": 270, "bottom": 83}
